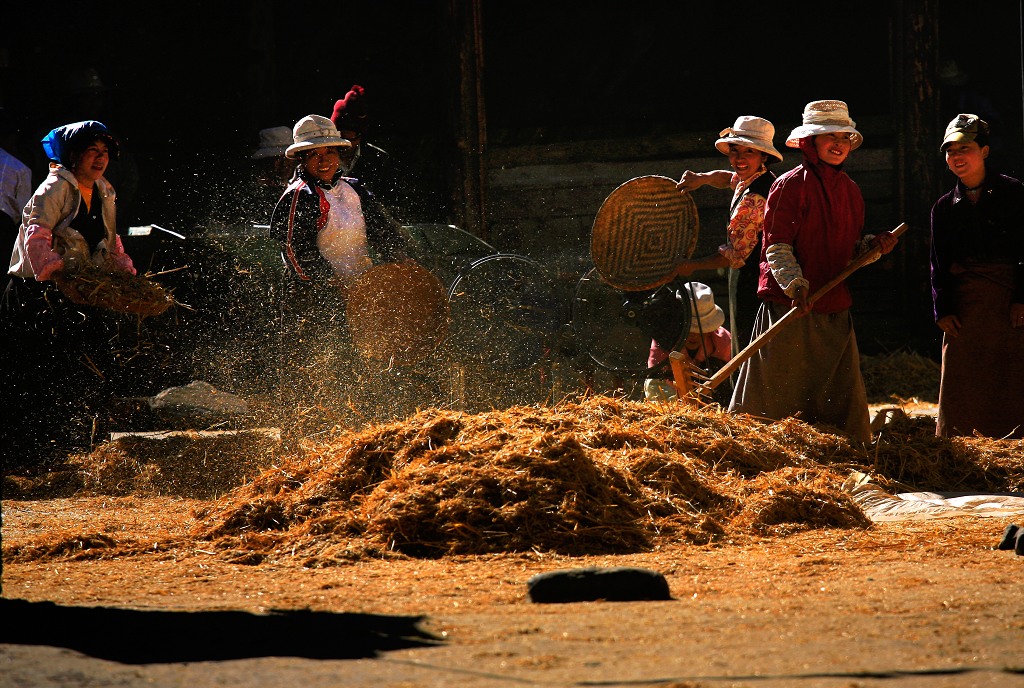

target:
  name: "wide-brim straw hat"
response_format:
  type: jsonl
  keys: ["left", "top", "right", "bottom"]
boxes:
{"left": 285, "top": 114, "right": 353, "bottom": 158}
{"left": 786, "top": 100, "right": 863, "bottom": 150}
{"left": 715, "top": 116, "right": 783, "bottom": 163}
{"left": 684, "top": 281, "right": 725, "bottom": 333}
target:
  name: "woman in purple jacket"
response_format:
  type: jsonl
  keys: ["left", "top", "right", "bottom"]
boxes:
{"left": 930, "top": 114, "right": 1024, "bottom": 439}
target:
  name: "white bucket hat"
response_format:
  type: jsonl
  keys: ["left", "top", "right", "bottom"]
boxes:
{"left": 786, "top": 100, "right": 863, "bottom": 150}
{"left": 715, "top": 116, "right": 783, "bottom": 163}
{"left": 285, "top": 115, "right": 352, "bottom": 159}
{"left": 684, "top": 282, "right": 725, "bottom": 334}
{"left": 252, "top": 126, "right": 293, "bottom": 160}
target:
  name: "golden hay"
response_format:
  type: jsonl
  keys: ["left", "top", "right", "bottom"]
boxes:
{"left": 861, "top": 349, "right": 941, "bottom": 403}
{"left": 186, "top": 395, "right": 1022, "bottom": 563}
{"left": 58, "top": 264, "right": 175, "bottom": 317}
{"left": 13, "top": 395, "right": 1024, "bottom": 565}
{"left": 868, "top": 411, "right": 1024, "bottom": 493}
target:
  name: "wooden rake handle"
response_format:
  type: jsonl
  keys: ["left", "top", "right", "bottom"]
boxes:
{"left": 699, "top": 222, "right": 908, "bottom": 392}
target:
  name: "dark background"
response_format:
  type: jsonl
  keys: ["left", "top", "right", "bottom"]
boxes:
{"left": 4, "top": 1, "right": 1023, "bottom": 234}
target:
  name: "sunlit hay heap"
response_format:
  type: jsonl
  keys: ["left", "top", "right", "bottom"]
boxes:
{"left": 868, "top": 411, "right": 1024, "bottom": 493}
{"left": 191, "top": 396, "right": 874, "bottom": 563}
{"left": 58, "top": 263, "right": 175, "bottom": 317}
{"left": 69, "top": 429, "right": 282, "bottom": 498}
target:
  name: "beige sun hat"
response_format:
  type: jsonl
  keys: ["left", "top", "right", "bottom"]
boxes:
{"left": 786, "top": 100, "right": 863, "bottom": 150}
{"left": 684, "top": 282, "right": 725, "bottom": 334}
{"left": 715, "top": 116, "right": 783, "bottom": 163}
{"left": 252, "top": 126, "right": 293, "bottom": 159}
{"left": 285, "top": 115, "right": 352, "bottom": 159}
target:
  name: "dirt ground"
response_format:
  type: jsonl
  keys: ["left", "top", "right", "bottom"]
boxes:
{"left": 3, "top": 387, "right": 1024, "bottom": 688}
{"left": 2, "top": 498, "right": 1023, "bottom": 688}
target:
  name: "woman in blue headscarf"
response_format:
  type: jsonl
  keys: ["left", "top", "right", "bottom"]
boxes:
{"left": 9, "top": 120, "right": 135, "bottom": 284}
{"left": 2, "top": 120, "right": 137, "bottom": 467}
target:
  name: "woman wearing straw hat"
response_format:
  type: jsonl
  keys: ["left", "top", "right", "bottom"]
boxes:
{"left": 269, "top": 115, "right": 412, "bottom": 408}
{"left": 930, "top": 113, "right": 1024, "bottom": 439}
{"left": 673, "top": 116, "right": 783, "bottom": 350}
{"left": 271, "top": 114, "right": 409, "bottom": 293}
{"left": 248, "top": 126, "right": 294, "bottom": 226}
{"left": 728, "top": 100, "right": 897, "bottom": 444}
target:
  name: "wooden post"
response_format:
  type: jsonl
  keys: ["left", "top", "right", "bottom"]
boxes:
{"left": 448, "top": 0, "right": 488, "bottom": 241}
{"left": 893, "top": 0, "right": 942, "bottom": 346}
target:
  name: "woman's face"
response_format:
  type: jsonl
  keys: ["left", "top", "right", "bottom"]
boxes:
{"left": 71, "top": 139, "right": 110, "bottom": 185}
{"left": 813, "top": 132, "right": 853, "bottom": 165}
{"left": 944, "top": 141, "right": 989, "bottom": 182}
{"left": 301, "top": 146, "right": 342, "bottom": 184}
{"left": 728, "top": 145, "right": 767, "bottom": 181}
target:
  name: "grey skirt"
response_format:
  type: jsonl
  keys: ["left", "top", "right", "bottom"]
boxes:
{"left": 729, "top": 301, "right": 871, "bottom": 444}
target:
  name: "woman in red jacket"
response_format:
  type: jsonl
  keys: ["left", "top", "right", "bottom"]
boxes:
{"left": 728, "top": 100, "right": 897, "bottom": 444}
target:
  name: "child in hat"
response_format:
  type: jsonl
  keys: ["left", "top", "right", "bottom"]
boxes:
{"left": 674, "top": 116, "right": 783, "bottom": 349}
{"left": 728, "top": 100, "right": 897, "bottom": 444}
{"left": 645, "top": 281, "right": 733, "bottom": 406}
{"left": 930, "top": 113, "right": 1024, "bottom": 438}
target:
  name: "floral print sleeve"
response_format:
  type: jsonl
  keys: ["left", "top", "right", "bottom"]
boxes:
{"left": 718, "top": 191, "right": 767, "bottom": 269}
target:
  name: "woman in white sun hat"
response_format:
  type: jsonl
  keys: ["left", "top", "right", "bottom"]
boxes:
{"left": 269, "top": 115, "right": 412, "bottom": 403}
{"left": 674, "top": 115, "right": 783, "bottom": 350}
{"left": 645, "top": 281, "right": 733, "bottom": 406}
{"left": 728, "top": 100, "right": 898, "bottom": 445}
{"left": 271, "top": 114, "right": 409, "bottom": 292}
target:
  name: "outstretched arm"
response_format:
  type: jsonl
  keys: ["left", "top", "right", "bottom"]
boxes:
{"left": 677, "top": 170, "right": 733, "bottom": 193}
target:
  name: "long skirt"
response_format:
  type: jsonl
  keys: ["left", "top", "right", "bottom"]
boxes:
{"left": 0, "top": 276, "right": 140, "bottom": 467}
{"left": 938, "top": 262, "right": 1024, "bottom": 439}
{"left": 728, "top": 301, "right": 871, "bottom": 444}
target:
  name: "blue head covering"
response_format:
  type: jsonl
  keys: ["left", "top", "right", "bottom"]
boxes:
{"left": 41, "top": 120, "right": 119, "bottom": 166}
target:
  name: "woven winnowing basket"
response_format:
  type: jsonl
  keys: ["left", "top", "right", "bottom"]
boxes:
{"left": 590, "top": 175, "right": 699, "bottom": 291}
{"left": 58, "top": 264, "right": 175, "bottom": 317}
{"left": 345, "top": 261, "right": 450, "bottom": 366}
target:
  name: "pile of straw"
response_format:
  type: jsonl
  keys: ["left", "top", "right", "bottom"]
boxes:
{"left": 861, "top": 349, "right": 940, "bottom": 403}
{"left": 190, "top": 398, "right": 897, "bottom": 564}
{"left": 70, "top": 430, "right": 281, "bottom": 499}
{"left": 12, "top": 394, "right": 1024, "bottom": 566}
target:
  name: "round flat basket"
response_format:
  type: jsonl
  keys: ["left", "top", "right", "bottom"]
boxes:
{"left": 590, "top": 175, "right": 699, "bottom": 291}
{"left": 57, "top": 265, "right": 175, "bottom": 317}
{"left": 346, "top": 262, "right": 450, "bottom": 366}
